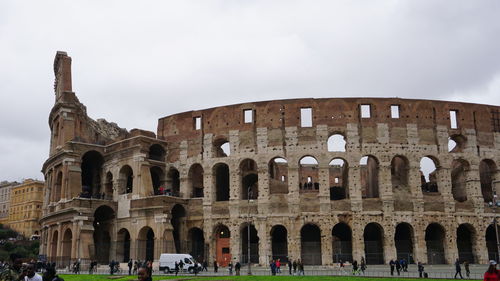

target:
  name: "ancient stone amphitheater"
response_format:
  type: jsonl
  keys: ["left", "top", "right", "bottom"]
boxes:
{"left": 40, "top": 52, "right": 500, "bottom": 269}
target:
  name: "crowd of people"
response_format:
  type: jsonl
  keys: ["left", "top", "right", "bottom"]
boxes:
{"left": 0, "top": 254, "right": 64, "bottom": 281}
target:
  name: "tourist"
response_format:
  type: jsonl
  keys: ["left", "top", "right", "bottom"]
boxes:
{"left": 42, "top": 266, "right": 64, "bottom": 281}
{"left": 297, "top": 259, "right": 304, "bottom": 276}
{"left": 293, "top": 260, "right": 297, "bottom": 275}
{"left": 483, "top": 261, "right": 499, "bottom": 281}
{"left": 128, "top": 259, "right": 133, "bottom": 275}
{"left": 228, "top": 261, "right": 233, "bottom": 275}
{"left": 270, "top": 260, "right": 276, "bottom": 276}
{"left": 352, "top": 260, "right": 359, "bottom": 275}
{"left": 418, "top": 261, "right": 425, "bottom": 278}
{"left": 395, "top": 259, "right": 401, "bottom": 276}
{"left": 464, "top": 260, "right": 470, "bottom": 278}
{"left": 109, "top": 260, "right": 115, "bottom": 275}
{"left": 360, "top": 257, "right": 366, "bottom": 274}
{"left": 389, "top": 259, "right": 395, "bottom": 276}
{"left": 288, "top": 259, "right": 292, "bottom": 275}
{"left": 25, "top": 263, "right": 43, "bottom": 281}
{"left": 235, "top": 261, "right": 241, "bottom": 276}
{"left": 174, "top": 261, "right": 179, "bottom": 276}
{"left": 276, "top": 259, "right": 281, "bottom": 273}
{"left": 454, "top": 258, "right": 463, "bottom": 279}
{"left": 401, "top": 258, "right": 408, "bottom": 272}
{"left": 213, "top": 261, "right": 218, "bottom": 273}
{"left": 202, "top": 260, "right": 208, "bottom": 272}
{"left": 138, "top": 266, "right": 152, "bottom": 281}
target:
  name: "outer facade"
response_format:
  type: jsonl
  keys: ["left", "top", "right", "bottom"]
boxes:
{"left": 40, "top": 52, "right": 500, "bottom": 268}
{"left": 0, "top": 181, "right": 17, "bottom": 225}
{"left": 8, "top": 179, "right": 44, "bottom": 237}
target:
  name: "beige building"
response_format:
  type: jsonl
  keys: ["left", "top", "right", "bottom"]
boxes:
{"left": 0, "top": 181, "right": 18, "bottom": 225}
{"left": 8, "top": 179, "right": 44, "bottom": 237}
{"left": 40, "top": 52, "right": 500, "bottom": 269}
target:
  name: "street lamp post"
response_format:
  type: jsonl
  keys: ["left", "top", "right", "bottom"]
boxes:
{"left": 488, "top": 193, "right": 500, "bottom": 261}
{"left": 247, "top": 186, "right": 253, "bottom": 275}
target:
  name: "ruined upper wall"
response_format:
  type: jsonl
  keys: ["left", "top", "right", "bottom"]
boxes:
{"left": 157, "top": 98, "right": 500, "bottom": 145}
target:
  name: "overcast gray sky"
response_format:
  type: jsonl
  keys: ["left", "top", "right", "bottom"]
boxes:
{"left": 1, "top": 1, "right": 500, "bottom": 182}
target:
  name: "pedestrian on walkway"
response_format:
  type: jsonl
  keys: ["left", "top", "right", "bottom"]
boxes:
{"left": 360, "top": 257, "right": 366, "bottom": 274}
{"left": 213, "top": 261, "right": 218, "bottom": 273}
{"left": 228, "top": 261, "right": 233, "bottom": 275}
{"left": 128, "top": 259, "right": 133, "bottom": 275}
{"left": 484, "top": 261, "right": 499, "bottom": 281}
{"left": 389, "top": 259, "right": 395, "bottom": 276}
{"left": 395, "top": 259, "right": 401, "bottom": 276}
{"left": 417, "top": 262, "right": 425, "bottom": 278}
{"left": 297, "top": 259, "right": 304, "bottom": 276}
{"left": 293, "top": 260, "right": 297, "bottom": 275}
{"left": 270, "top": 260, "right": 276, "bottom": 276}
{"left": 454, "top": 258, "right": 463, "bottom": 279}
{"left": 276, "top": 259, "right": 281, "bottom": 273}
{"left": 352, "top": 260, "right": 359, "bottom": 275}
{"left": 235, "top": 261, "right": 241, "bottom": 276}
{"left": 174, "top": 261, "right": 179, "bottom": 276}
{"left": 202, "top": 260, "right": 208, "bottom": 272}
{"left": 464, "top": 260, "right": 470, "bottom": 278}
{"left": 288, "top": 259, "right": 292, "bottom": 275}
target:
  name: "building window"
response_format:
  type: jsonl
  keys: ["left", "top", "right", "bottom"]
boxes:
{"left": 300, "top": 108, "right": 313, "bottom": 127}
{"left": 492, "top": 110, "right": 500, "bottom": 132}
{"left": 391, "top": 105, "right": 400, "bottom": 119}
{"left": 450, "top": 110, "right": 458, "bottom": 129}
{"left": 193, "top": 116, "right": 202, "bottom": 130}
{"left": 244, "top": 109, "right": 253, "bottom": 123}
{"left": 361, "top": 104, "right": 371, "bottom": 118}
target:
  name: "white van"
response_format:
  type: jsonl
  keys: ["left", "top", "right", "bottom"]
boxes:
{"left": 159, "top": 253, "right": 199, "bottom": 273}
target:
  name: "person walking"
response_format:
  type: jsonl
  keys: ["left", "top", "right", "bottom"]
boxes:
{"left": 128, "top": 259, "right": 133, "bottom": 275}
{"left": 235, "top": 262, "right": 241, "bottom": 276}
{"left": 454, "top": 258, "right": 463, "bottom": 279}
{"left": 270, "top": 260, "right": 276, "bottom": 276}
{"left": 395, "top": 259, "right": 401, "bottom": 276}
{"left": 138, "top": 266, "right": 152, "bottom": 281}
{"left": 298, "top": 259, "right": 304, "bottom": 276}
{"left": 292, "top": 260, "right": 297, "bottom": 275}
{"left": 418, "top": 262, "right": 425, "bottom": 278}
{"left": 202, "top": 260, "right": 208, "bottom": 272}
{"left": 228, "top": 261, "right": 233, "bottom": 275}
{"left": 276, "top": 259, "right": 281, "bottom": 274}
{"left": 352, "top": 260, "right": 359, "bottom": 275}
{"left": 213, "top": 261, "right": 218, "bottom": 273}
{"left": 464, "top": 260, "right": 470, "bottom": 278}
{"left": 174, "top": 261, "right": 179, "bottom": 276}
{"left": 109, "top": 260, "right": 115, "bottom": 275}
{"left": 288, "top": 259, "right": 292, "bottom": 275}
{"left": 484, "top": 261, "right": 499, "bottom": 281}
{"left": 360, "top": 257, "right": 366, "bottom": 274}
{"left": 389, "top": 259, "right": 395, "bottom": 276}
{"left": 401, "top": 258, "right": 408, "bottom": 272}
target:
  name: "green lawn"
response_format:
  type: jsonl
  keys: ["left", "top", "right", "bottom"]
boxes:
{"left": 59, "top": 274, "right": 461, "bottom": 281}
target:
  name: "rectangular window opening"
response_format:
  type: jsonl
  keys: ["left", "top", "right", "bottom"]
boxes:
{"left": 307, "top": 176, "right": 312, "bottom": 183}
{"left": 391, "top": 105, "right": 400, "bottom": 119}
{"left": 361, "top": 104, "right": 371, "bottom": 118}
{"left": 243, "top": 109, "right": 253, "bottom": 124}
{"left": 300, "top": 108, "right": 313, "bottom": 127}
{"left": 194, "top": 116, "right": 202, "bottom": 130}
{"left": 492, "top": 110, "right": 500, "bottom": 132}
{"left": 450, "top": 110, "right": 458, "bottom": 129}
{"left": 281, "top": 175, "right": 286, "bottom": 182}
{"left": 334, "top": 177, "right": 339, "bottom": 184}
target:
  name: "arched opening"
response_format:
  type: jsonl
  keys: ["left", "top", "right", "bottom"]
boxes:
{"left": 451, "top": 159, "right": 469, "bottom": 202}
{"left": 360, "top": 156, "right": 379, "bottom": 198}
{"left": 425, "top": 223, "right": 446, "bottom": 264}
{"left": 62, "top": 229, "right": 72, "bottom": 259}
{"left": 81, "top": 151, "right": 104, "bottom": 198}
{"left": 104, "top": 172, "right": 113, "bottom": 199}
{"left": 448, "top": 134, "right": 467, "bottom": 153}
{"left": 241, "top": 224, "right": 259, "bottom": 264}
{"left": 269, "top": 157, "right": 288, "bottom": 194}
{"left": 457, "top": 224, "right": 475, "bottom": 263}
{"left": 138, "top": 227, "right": 155, "bottom": 261}
{"left": 394, "top": 223, "right": 414, "bottom": 263}
{"left": 188, "top": 164, "right": 204, "bottom": 198}
{"left": 119, "top": 165, "right": 134, "bottom": 194}
{"left": 166, "top": 168, "right": 180, "bottom": 197}
{"left": 486, "top": 225, "right": 498, "bottom": 261}
{"left": 480, "top": 159, "right": 496, "bottom": 203}
{"left": 271, "top": 225, "right": 288, "bottom": 263}
{"left": 329, "top": 158, "right": 348, "bottom": 200}
{"left": 301, "top": 224, "right": 322, "bottom": 265}
{"left": 299, "top": 156, "right": 319, "bottom": 191}
{"left": 150, "top": 166, "right": 165, "bottom": 195}
{"left": 240, "top": 159, "right": 258, "bottom": 200}
{"left": 391, "top": 156, "right": 409, "bottom": 190}
{"left": 327, "top": 134, "right": 346, "bottom": 152}
{"left": 117, "top": 228, "right": 131, "bottom": 263}
{"left": 332, "top": 223, "right": 352, "bottom": 263}
{"left": 214, "top": 225, "right": 231, "bottom": 266}
{"left": 149, "top": 144, "right": 165, "bottom": 161}
{"left": 420, "top": 156, "right": 439, "bottom": 192}
{"left": 214, "top": 163, "right": 230, "bottom": 201}
{"left": 214, "top": 138, "right": 230, "bottom": 157}
{"left": 188, "top": 227, "right": 205, "bottom": 261}
{"left": 93, "top": 205, "right": 115, "bottom": 264}
{"left": 171, "top": 204, "right": 186, "bottom": 253}
{"left": 364, "top": 223, "right": 384, "bottom": 264}
{"left": 51, "top": 231, "right": 58, "bottom": 260}
{"left": 53, "top": 172, "right": 62, "bottom": 202}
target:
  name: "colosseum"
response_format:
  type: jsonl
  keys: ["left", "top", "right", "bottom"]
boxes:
{"left": 39, "top": 51, "right": 500, "bottom": 269}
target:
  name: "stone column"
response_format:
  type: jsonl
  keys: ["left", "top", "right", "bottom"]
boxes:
{"left": 413, "top": 223, "right": 427, "bottom": 264}
{"left": 258, "top": 165, "right": 270, "bottom": 215}
{"left": 351, "top": 219, "right": 365, "bottom": 261}
{"left": 318, "top": 164, "right": 331, "bottom": 214}
{"left": 287, "top": 160, "right": 300, "bottom": 214}
{"left": 230, "top": 224, "right": 241, "bottom": 264}
{"left": 465, "top": 166, "right": 484, "bottom": 212}
{"left": 288, "top": 221, "right": 301, "bottom": 263}
{"left": 56, "top": 223, "right": 63, "bottom": 258}
{"left": 383, "top": 223, "right": 396, "bottom": 263}
{"left": 445, "top": 224, "right": 458, "bottom": 264}
{"left": 474, "top": 226, "right": 489, "bottom": 264}
{"left": 257, "top": 220, "right": 270, "bottom": 265}
{"left": 320, "top": 224, "right": 333, "bottom": 265}
{"left": 348, "top": 163, "right": 362, "bottom": 212}
{"left": 437, "top": 167, "right": 455, "bottom": 213}
{"left": 71, "top": 222, "right": 78, "bottom": 260}
{"left": 379, "top": 162, "right": 394, "bottom": 213}
{"left": 409, "top": 161, "right": 424, "bottom": 213}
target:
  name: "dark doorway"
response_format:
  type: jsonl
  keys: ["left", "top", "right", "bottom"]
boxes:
{"left": 332, "top": 223, "right": 352, "bottom": 263}
{"left": 425, "top": 223, "right": 446, "bottom": 264}
{"left": 93, "top": 205, "right": 115, "bottom": 264}
{"left": 171, "top": 204, "right": 186, "bottom": 253}
{"left": 271, "top": 225, "right": 288, "bottom": 262}
{"left": 188, "top": 228, "right": 205, "bottom": 261}
{"left": 486, "top": 225, "right": 498, "bottom": 261}
{"left": 301, "top": 224, "right": 322, "bottom": 265}
{"left": 395, "top": 223, "right": 414, "bottom": 263}
{"left": 364, "top": 223, "right": 384, "bottom": 264}
{"left": 215, "top": 164, "right": 230, "bottom": 201}
{"left": 117, "top": 228, "right": 131, "bottom": 262}
{"left": 241, "top": 224, "right": 259, "bottom": 264}
{"left": 457, "top": 224, "right": 475, "bottom": 263}
{"left": 81, "top": 151, "right": 104, "bottom": 197}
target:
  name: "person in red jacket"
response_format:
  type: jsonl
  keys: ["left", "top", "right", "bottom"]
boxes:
{"left": 484, "top": 261, "right": 499, "bottom": 281}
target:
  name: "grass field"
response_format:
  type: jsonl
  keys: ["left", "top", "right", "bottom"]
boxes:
{"left": 58, "top": 274, "right": 462, "bottom": 281}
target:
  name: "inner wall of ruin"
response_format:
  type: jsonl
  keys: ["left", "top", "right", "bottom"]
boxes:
{"left": 40, "top": 53, "right": 500, "bottom": 267}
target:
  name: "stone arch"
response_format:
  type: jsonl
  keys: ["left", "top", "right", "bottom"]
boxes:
{"left": 360, "top": 155, "right": 379, "bottom": 198}
{"left": 81, "top": 150, "right": 104, "bottom": 198}
{"left": 480, "top": 159, "right": 497, "bottom": 203}
{"left": 241, "top": 223, "right": 259, "bottom": 264}
{"left": 391, "top": 155, "right": 409, "bottom": 190}
{"left": 268, "top": 157, "right": 288, "bottom": 194}
{"left": 425, "top": 223, "right": 446, "bottom": 264}
{"left": 53, "top": 171, "right": 62, "bottom": 202}
{"left": 329, "top": 158, "right": 349, "bottom": 200}
{"left": 451, "top": 159, "right": 470, "bottom": 202}
{"left": 150, "top": 166, "right": 165, "bottom": 195}
{"left": 93, "top": 205, "right": 115, "bottom": 264}
{"left": 214, "top": 224, "right": 231, "bottom": 266}
{"left": 166, "top": 167, "right": 180, "bottom": 197}
{"left": 486, "top": 224, "right": 498, "bottom": 261}
{"left": 137, "top": 226, "right": 155, "bottom": 261}
{"left": 118, "top": 165, "right": 134, "bottom": 194}
{"left": 420, "top": 156, "right": 439, "bottom": 192}
{"left": 171, "top": 204, "right": 186, "bottom": 253}
{"left": 149, "top": 144, "right": 166, "bottom": 161}
{"left": 188, "top": 163, "right": 204, "bottom": 198}
{"left": 117, "top": 228, "right": 131, "bottom": 262}
{"left": 240, "top": 159, "right": 258, "bottom": 200}
{"left": 51, "top": 230, "right": 58, "bottom": 259}
{"left": 332, "top": 222, "right": 352, "bottom": 263}
{"left": 448, "top": 134, "right": 467, "bottom": 153}
{"left": 457, "top": 224, "right": 476, "bottom": 263}
{"left": 271, "top": 225, "right": 288, "bottom": 262}
{"left": 327, "top": 133, "right": 347, "bottom": 152}
{"left": 214, "top": 137, "right": 230, "bottom": 157}
{"left": 299, "top": 156, "right": 319, "bottom": 191}
{"left": 214, "top": 163, "right": 230, "bottom": 201}
{"left": 62, "top": 228, "right": 72, "bottom": 259}
{"left": 301, "top": 223, "right": 322, "bottom": 265}
{"left": 188, "top": 227, "right": 205, "bottom": 261}
{"left": 104, "top": 172, "right": 113, "bottom": 198}
{"left": 394, "top": 223, "right": 414, "bottom": 263}
{"left": 364, "top": 222, "right": 384, "bottom": 264}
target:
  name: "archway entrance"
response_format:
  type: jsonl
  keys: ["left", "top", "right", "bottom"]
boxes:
{"left": 425, "top": 223, "right": 446, "bottom": 264}
{"left": 117, "top": 228, "right": 131, "bottom": 262}
{"left": 395, "top": 223, "right": 414, "bottom": 263}
{"left": 93, "top": 205, "right": 114, "bottom": 264}
{"left": 138, "top": 227, "right": 155, "bottom": 261}
{"left": 62, "top": 229, "right": 72, "bottom": 260}
{"left": 271, "top": 225, "right": 288, "bottom": 262}
{"left": 171, "top": 204, "right": 186, "bottom": 253}
{"left": 188, "top": 228, "right": 205, "bottom": 261}
{"left": 457, "top": 224, "right": 475, "bottom": 263}
{"left": 486, "top": 225, "right": 498, "bottom": 261}
{"left": 241, "top": 224, "right": 259, "bottom": 264}
{"left": 364, "top": 223, "right": 384, "bottom": 264}
{"left": 301, "top": 224, "right": 322, "bottom": 265}
{"left": 332, "top": 223, "right": 352, "bottom": 263}
{"left": 214, "top": 225, "right": 231, "bottom": 266}
{"left": 51, "top": 231, "right": 58, "bottom": 261}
